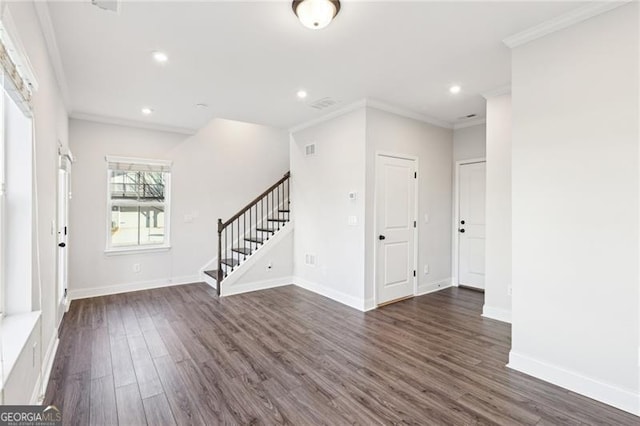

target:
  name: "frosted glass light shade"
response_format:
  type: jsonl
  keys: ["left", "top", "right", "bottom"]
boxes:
{"left": 293, "top": 0, "right": 340, "bottom": 30}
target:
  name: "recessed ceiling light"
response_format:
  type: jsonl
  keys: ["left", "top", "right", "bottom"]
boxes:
{"left": 449, "top": 85, "right": 461, "bottom": 94}
{"left": 297, "top": 90, "right": 308, "bottom": 99}
{"left": 141, "top": 107, "right": 153, "bottom": 115}
{"left": 152, "top": 51, "right": 168, "bottom": 63}
{"left": 195, "top": 103, "right": 208, "bottom": 109}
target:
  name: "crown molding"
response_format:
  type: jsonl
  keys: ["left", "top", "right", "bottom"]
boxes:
{"left": 453, "top": 117, "right": 486, "bottom": 130}
{"left": 365, "top": 99, "right": 453, "bottom": 129}
{"left": 503, "top": 1, "right": 631, "bottom": 48}
{"left": 34, "top": 1, "right": 70, "bottom": 110}
{"left": 482, "top": 85, "right": 511, "bottom": 99}
{"left": 289, "top": 98, "right": 453, "bottom": 133}
{"left": 70, "top": 111, "right": 197, "bottom": 136}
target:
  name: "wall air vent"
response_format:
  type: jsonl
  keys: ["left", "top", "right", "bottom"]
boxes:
{"left": 305, "top": 254, "right": 316, "bottom": 267}
{"left": 310, "top": 97, "right": 338, "bottom": 110}
{"left": 305, "top": 143, "right": 316, "bottom": 157}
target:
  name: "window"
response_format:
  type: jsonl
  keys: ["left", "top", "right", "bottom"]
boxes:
{"left": 106, "top": 157, "right": 172, "bottom": 252}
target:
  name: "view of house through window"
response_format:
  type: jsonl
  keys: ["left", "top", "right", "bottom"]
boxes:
{"left": 107, "top": 158, "right": 171, "bottom": 250}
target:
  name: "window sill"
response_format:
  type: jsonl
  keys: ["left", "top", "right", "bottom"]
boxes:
{"left": 104, "top": 245, "right": 171, "bottom": 256}
{"left": 1, "top": 311, "right": 41, "bottom": 389}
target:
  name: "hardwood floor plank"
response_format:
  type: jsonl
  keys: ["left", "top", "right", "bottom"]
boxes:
{"left": 115, "top": 383, "right": 147, "bottom": 425}
{"left": 109, "top": 335, "right": 137, "bottom": 388}
{"left": 128, "top": 334, "right": 164, "bottom": 399}
{"left": 89, "top": 374, "right": 117, "bottom": 426}
{"left": 152, "top": 356, "right": 206, "bottom": 425}
{"left": 142, "top": 393, "right": 177, "bottom": 426}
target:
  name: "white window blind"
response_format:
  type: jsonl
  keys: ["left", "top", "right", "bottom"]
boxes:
{"left": 105, "top": 157, "right": 172, "bottom": 252}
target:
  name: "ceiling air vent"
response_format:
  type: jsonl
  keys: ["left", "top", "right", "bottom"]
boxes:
{"left": 305, "top": 143, "right": 316, "bottom": 157}
{"left": 457, "top": 113, "right": 477, "bottom": 120}
{"left": 310, "top": 97, "right": 338, "bottom": 110}
{"left": 92, "top": 0, "right": 120, "bottom": 13}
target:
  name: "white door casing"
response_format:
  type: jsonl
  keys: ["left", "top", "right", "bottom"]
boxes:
{"left": 375, "top": 154, "right": 416, "bottom": 305}
{"left": 56, "top": 151, "right": 72, "bottom": 323}
{"left": 458, "top": 161, "right": 486, "bottom": 289}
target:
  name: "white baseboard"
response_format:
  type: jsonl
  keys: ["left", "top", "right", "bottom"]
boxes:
{"left": 363, "top": 298, "right": 376, "bottom": 311}
{"left": 482, "top": 305, "right": 512, "bottom": 323}
{"left": 292, "top": 276, "right": 367, "bottom": 312}
{"left": 417, "top": 278, "right": 452, "bottom": 296}
{"left": 508, "top": 351, "right": 639, "bottom": 416}
{"left": 67, "top": 275, "right": 201, "bottom": 300}
{"left": 222, "top": 276, "right": 293, "bottom": 297}
{"left": 31, "top": 335, "right": 59, "bottom": 405}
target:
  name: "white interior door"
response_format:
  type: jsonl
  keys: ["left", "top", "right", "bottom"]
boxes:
{"left": 57, "top": 159, "right": 70, "bottom": 322}
{"left": 458, "top": 161, "right": 486, "bottom": 289}
{"left": 376, "top": 154, "right": 416, "bottom": 305}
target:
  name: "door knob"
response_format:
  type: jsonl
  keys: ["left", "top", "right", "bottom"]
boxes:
{"left": 458, "top": 229, "right": 465, "bottom": 233}
{"left": 58, "top": 242, "right": 66, "bottom": 248}
{"left": 379, "top": 235, "right": 386, "bottom": 240}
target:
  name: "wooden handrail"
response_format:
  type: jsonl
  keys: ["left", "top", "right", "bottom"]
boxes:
{"left": 219, "top": 172, "right": 290, "bottom": 231}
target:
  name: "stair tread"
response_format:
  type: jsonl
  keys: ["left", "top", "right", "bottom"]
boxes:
{"left": 221, "top": 258, "right": 240, "bottom": 267}
{"left": 245, "top": 237, "right": 265, "bottom": 243}
{"left": 256, "top": 228, "right": 276, "bottom": 233}
{"left": 204, "top": 270, "right": 222, "bottom": 281}
{"left": 267, "top": 218, "right": 288, "bottom": 223}
{"left": 231, "top": 247, "right": 252, "bottom": 255}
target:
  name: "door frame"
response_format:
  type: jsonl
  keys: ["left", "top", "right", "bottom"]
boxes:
{"left": 56, "top": 143, "right": 74, "bottom": 323}
{"left": 373, "top": 151, "right": 419, "bottom": 307}
{"left": 452, "top": 157, "right": 486, "bottom": 287}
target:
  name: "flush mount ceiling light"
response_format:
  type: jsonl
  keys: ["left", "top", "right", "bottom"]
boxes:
{"left": 141, "top": 107, "right": 153, "bottom": 115}
{"left": 449, "top": 85, "right": 462, "bottom": 94}
{"left": 292, "top": 0, "right": 341, "bottom": 30}
{"left": 296, "top": 90, "right": 308, "bottom": 99}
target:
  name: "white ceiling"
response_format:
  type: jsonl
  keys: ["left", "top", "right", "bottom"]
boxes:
{"left": 47, "top": 1, "right": 589, "bottom": 132}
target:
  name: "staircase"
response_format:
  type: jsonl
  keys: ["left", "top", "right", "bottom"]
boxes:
{"left": 205, "top": 172, "right": 291, "bottom": 295}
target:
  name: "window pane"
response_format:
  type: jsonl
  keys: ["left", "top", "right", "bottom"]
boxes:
{"left": 111, "top": 205, "right": 165, "bottom": 247}
{"left": 109, "top": 170, "right": 166, "bottom": 202}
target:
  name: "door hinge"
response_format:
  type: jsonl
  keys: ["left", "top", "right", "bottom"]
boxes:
{"left": 64, "top": 288, "right": 67, "bottom": 298}
{"left": 414, "top": 172, "right": 417, "bottom": 179}
{"left": 413, "top": 270, "right": 416, "bottom": 277}
{"left": 414, "top": 221, "right": 416, "bottom": 228}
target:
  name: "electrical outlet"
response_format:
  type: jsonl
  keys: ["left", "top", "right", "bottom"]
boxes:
{"left": 424, "top": 264, "right": 429, "bottom": 275}
{"left": 508, "top": 286, "right": 512, "bottom": 296}
{"left": 133, "top": 263, "right": 141, "bottom": 273}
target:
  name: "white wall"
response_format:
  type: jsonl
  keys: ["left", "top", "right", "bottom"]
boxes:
{"left": 1, "top": 0, "right": 69, "bottom": 404}
{"left": 483, "top": 94, "right": 512, "bottom": 322}
{"left": 290, "top": 108, "right": 367, "bottom": 310}
{"left": 509, "top": 3, "right": 639, "bottom": 415}
{"left": 290, "top": 105, "right": 453, "bottom": 311}
{"left": 453, "top": 123, "right": 486, "bottom": 161}
{"left": 365, "top": 107, "right": 453, "bottom": 303}
{"left": 68, "top": 118, "right": 289, "bottom": 299}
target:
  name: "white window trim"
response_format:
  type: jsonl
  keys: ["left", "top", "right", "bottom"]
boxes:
{"left": 105, "top": 156, "right": 172, "bottom": 254}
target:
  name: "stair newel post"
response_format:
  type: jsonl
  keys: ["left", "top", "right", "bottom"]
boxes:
{"left": 217, "top": 218, "right": 223, "bottom": 296}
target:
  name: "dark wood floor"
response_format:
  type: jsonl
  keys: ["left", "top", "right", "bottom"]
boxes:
{"left": 45, "top": 284, "right": 637, "bottom": 425}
